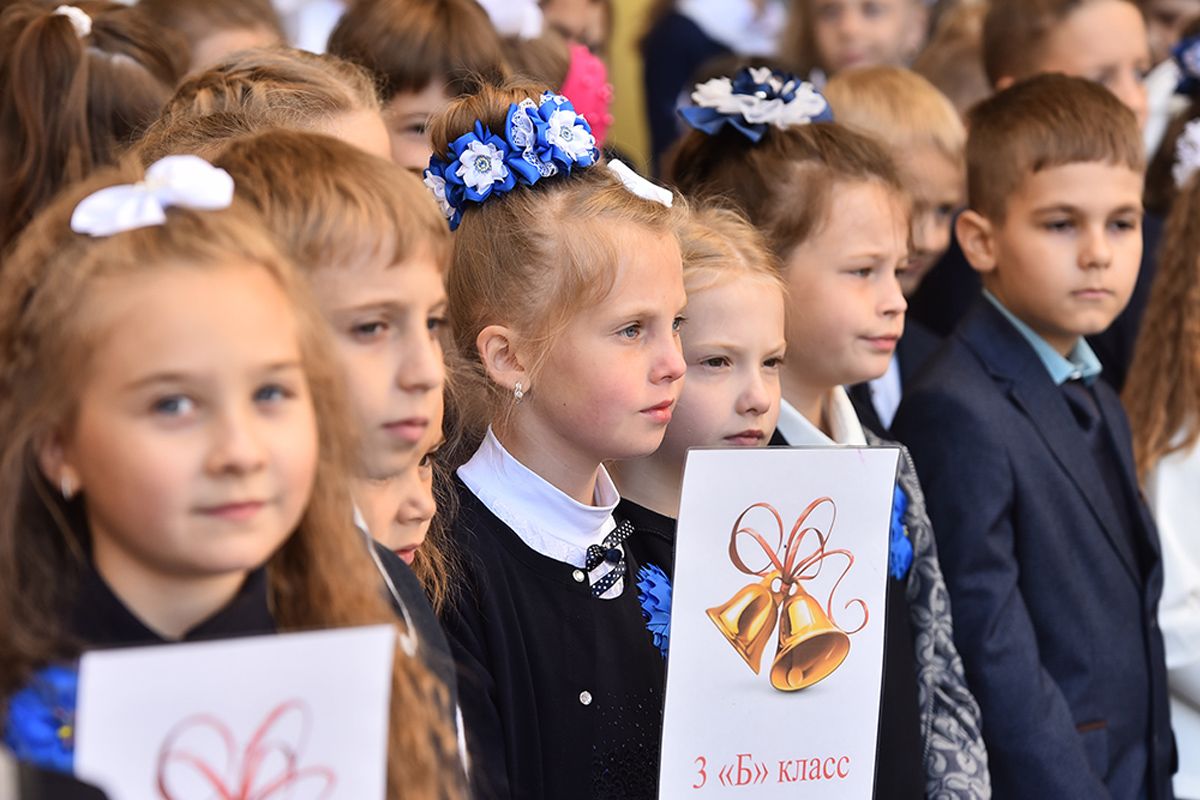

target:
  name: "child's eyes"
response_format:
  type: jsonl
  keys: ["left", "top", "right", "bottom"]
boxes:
{"left": 1042, "top": 219, "right": 1074, "bottom": 232}
{"left": 673, "top": 315, "right": 687, "bottom": 333}
{"left": 352, "top": 321, "right": 388, "bottom": 340}
{"left": 936, "top": 204, "right": 957, "bottom": 219}
{"left": 764, "top": 356, "right": 785, "bottom": 369}
{"left": 427, "top": 315, "right": 448, "bottom": 334}
{"left": 618, "top": 323, "right": 642, "bottom": 339}
{"left": 846, "top": 266, "right": 873, "bottom": 278}
{"left": 1110, "top": 217, "right": 1140, "bottom": 232}
{"left": 152, "top": 394, "right": 194, "bottom": 417}
{"left": 254, "top": 383, "right": 294, "bottom": 405}
{"left": 700, "top": 356, "right": 730, "bottom": 369}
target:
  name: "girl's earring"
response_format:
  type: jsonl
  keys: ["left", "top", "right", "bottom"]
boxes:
{"left": 60, "top": 475, "right": 76, "bottom": 500}
{"left": 513, "top": 381, "right": 525, "bottom": 403}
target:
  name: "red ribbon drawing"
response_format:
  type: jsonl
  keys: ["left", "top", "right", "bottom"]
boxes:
{"left": 727, "top": 497, "right": 868, "bottom": 634}
{"left": 155, "top": 699, "right": 336, "bottom": 800}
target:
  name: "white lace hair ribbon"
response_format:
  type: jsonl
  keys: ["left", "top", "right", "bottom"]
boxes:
{"left": 70, "top": 155, "right": 236, "bottom": 238}
{"left": 607, "top": 160, "right": 674, "bottom": 208}
{"left": 52, "top": 5, "right": 91, "bottom": 38}
{"left": 1174, "top": 118, "right": 1200, "bottom": 189}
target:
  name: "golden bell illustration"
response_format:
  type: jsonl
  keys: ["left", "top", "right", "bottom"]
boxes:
{"left": 768, "top": 585, "right": 851, "bottom": 691}
{"left": 706, "top": 571, "right": 783, "bottom": 674}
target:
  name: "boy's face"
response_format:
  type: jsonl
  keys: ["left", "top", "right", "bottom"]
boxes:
{"left": 1034, "top": 0, "right": 1151, "bottom": 129}
{"left": 1143, "top": 0, "right": 1200, "bottom": 64}
{"left": 964, "top": 161, "right": 1144, "bottom": 355}
{"left": 811, "top": 0, "right": 927, "bottom": 74}
{"left": 895, "top": 144, "right": 965, "bottom": 297}
{"left": 310, "top": 249, "right": 447, "bottom": 480}
{"left": 782, "top": 180, "right": 908, "bottom": 390}
{"left": 385, "top": 83, "right": 452, "bottom": 172}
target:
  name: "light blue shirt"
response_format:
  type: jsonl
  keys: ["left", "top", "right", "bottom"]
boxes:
{"left": 983, "top": 290, "right": 1103, "bottom": 386}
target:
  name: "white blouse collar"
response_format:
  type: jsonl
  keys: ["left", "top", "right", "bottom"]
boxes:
{"left": 775, "top": 386, "right": 868, "bottom": 446}
{"left": 457, "top": 427, "right": 619, "bottom": 569}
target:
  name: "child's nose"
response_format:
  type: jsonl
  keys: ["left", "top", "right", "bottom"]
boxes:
{"left": 207, "top": 408, "right": 268, "bottom": 475}
{"left": 737, "top": 371, "right": 772, "bottom": 416}
{"left": 398, "top": 334, "right": 445, "bottom": 393}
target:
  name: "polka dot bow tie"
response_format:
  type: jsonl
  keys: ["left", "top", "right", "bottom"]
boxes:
{"left": 583, "top": 520, "right": 635, "bottom": 598}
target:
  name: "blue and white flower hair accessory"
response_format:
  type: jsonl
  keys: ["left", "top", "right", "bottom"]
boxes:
{"left": 70, "top": 155, "right": 235, "bottom": 237}
{"left": 3, "top": 664, "right": 78, "bottom": 773}
{"left": 53, "top": 5, "right": 91, "bottom": 38}
{"left": 423, "top": 92, "right": 599, "bottom": 231}
{"left": 608, "top": 160, "right": 673, "bottom": 207}
{"left": 1174, "top": 35, "right": 1200, "bottom": 95}
{"left": 679, "top": 66, "right": 833, "bottom": 142}
{"left": 1173, "top": 118, "right": 1200, "bottom": 188}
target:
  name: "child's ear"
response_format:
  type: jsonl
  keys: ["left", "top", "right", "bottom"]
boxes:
{"left": 35, "top": 432, "right": 80, "bottom": 500}
{"left": 476, "top": 325, "right": 529, "bottom": 395}
{"left": 956, "top": 210, "right": 999, "bottom": 276}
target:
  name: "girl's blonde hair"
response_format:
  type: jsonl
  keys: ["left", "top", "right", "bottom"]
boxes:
{"left": 679, "top": 205, "right": 785, "bottom": 296}
{"left": 428, "top": 79, "right": 684, "bottom": 440}
{"left": 0, "top": 160, "right": 463, "bottom": 800}
{"left": 1125, "top": 172, "right": 1200, "bottom": 480}
{"left": 135, "top": 47, "right": 380, "bottom": 165}
{"left": 0, "top": 1, "right": 185, "bottom": 253}
{"left": 212, "top": 129, "right": 457, "bottom": 611}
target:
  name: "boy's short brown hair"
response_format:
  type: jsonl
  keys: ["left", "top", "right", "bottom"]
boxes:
{"left": 982, "top": 0, "right": 1098, "bottom": 85}
{"left": 327, "top": 0, "right": 507, "bottom": 99}
{"left": 966, "top": 73, "right": 1144, "bottom": 221}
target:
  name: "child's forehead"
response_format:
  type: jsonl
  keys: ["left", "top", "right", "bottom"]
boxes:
{"left": 1007, "top": 160, "right": 1144, "bottom": 206}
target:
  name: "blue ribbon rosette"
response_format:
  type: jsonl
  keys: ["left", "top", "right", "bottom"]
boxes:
{"left": 3, "top": 664, "right": 78, "bottom": 773}
{"left": 423, "top": 93, "right": 599, "bottom": 231}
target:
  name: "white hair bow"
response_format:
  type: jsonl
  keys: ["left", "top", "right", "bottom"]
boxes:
{"left": 1174, "top": 118, "right": 1200, "bottom": 189}
{"left": 70, "top": 156, "right": 236, "bottom": 238}
{"left": 607, "top": 160, "right": 674, "bottom": 208}
{"left": 52, "top": 5, "right": 91, "bottom": 38}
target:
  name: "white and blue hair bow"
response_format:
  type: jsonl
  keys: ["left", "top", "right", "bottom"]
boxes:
{"left": 70, "top": 155, "right": 235, "bottom": 238}
{"left": 679, "top": 66, "right": 833, "bottom": 143}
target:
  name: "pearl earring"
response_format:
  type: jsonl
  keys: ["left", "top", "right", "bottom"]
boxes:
{"left": 513, "top": 381, "right": 524, "bottom": 402}
{"left": 60, "top": 475, "right": 75, "bottom": 500}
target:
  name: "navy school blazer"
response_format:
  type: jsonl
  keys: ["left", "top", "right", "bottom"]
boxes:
{"left": 892, "top": 297, "right": 1174, "bottom": 800}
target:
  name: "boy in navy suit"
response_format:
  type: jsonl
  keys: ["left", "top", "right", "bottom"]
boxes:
{"left": 893, "top": 74, "right": 1175, "bottom": 799}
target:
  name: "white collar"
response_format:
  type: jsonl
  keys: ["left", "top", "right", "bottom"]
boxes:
{"left": 678, "top": 0, "right": 785, "bottom": 55}
{"left": 458, "top": 428, "right": 622, "bottom": 594}
{"left": 775, "top": 387, "right": 868, "bottom": 446}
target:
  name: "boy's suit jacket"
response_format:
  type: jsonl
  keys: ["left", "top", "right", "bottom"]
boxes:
{"left": 892, "top": 297, "right": 1175, "bottom": 800}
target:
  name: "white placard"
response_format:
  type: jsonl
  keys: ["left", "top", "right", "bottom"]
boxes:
{"left": 659, "top": 447, "right": 899, "bottom": 799}
{"left": 75, "top": 625, "right": 396, "bottom": 800}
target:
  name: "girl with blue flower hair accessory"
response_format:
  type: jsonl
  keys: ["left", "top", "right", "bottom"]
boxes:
{"left": 667, "top": 74, "right": 991, "bottom": 798}
{"left": 679, "top": 65, "right": 834, "bottom": 142}
{"left": 428, "top": 78, "right": 685, "bottom": 799}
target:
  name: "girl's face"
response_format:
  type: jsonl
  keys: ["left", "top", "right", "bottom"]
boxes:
{"left": 54, "top": 264, "right": 318, "bottom": 588}
{"left": 811, "top": 0, "right": 926, "bottom": 74}
{"left": 783, "top": 180, "right": 908, "bottom": 390}
{"left": 384, "top": 83, "right": 452, "bottom": 172}
{"left": 1036, "top": 0, "right": 1151, "bottom": 130}
{"left": 519, "top": 227, "right": 688, "bottom": 467}
{"left": 310, "top": 248, "right": 446, "bottom": 480}
{"left": 657, "top": 278, "right": 786, "bottom": 461}
{"left": 379, "top": 391, "right": 443, "bottom": 564}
